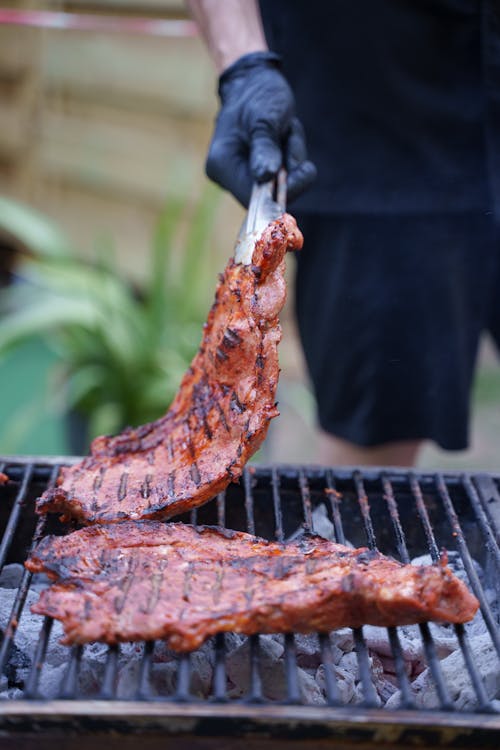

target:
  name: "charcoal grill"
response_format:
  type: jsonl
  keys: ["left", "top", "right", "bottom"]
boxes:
{"left": 0, "top": 456, "right": 499, "bottom": 749}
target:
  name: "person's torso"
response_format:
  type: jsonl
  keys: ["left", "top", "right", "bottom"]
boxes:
{"left": 260, "top": 0, "right": 498, "bottom": 215}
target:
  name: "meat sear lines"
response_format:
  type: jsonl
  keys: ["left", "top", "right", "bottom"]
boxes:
{"left": 27, "top": 214, "right": 480, "bottom": 651}
{"left": 36, "top": 215, "right": 303, "bottom": 524}
{"left": 25, "top": 522, "right": 479, "bottom": 652}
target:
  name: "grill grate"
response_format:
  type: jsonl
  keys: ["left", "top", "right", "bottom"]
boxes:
{"left": 0, "top": 457, "right": 500, "bottom": 746}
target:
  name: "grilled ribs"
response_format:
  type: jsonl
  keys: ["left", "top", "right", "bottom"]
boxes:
{"left": 37, "top": 215, "right": 303, "bottom": 524}
{"left": 26, "top": 522, "right": 479, "bottom": 652}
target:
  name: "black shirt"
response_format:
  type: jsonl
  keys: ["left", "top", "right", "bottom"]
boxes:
{"left": 259, "top": 0, "right": 500, "bottom": 217}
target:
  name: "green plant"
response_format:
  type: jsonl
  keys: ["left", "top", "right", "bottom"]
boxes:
{"left": 0, "top": 189, "right": 221, "bottom": 443}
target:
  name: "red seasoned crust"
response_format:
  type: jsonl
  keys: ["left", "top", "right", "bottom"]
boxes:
{"left": 26, "top": 522, "right": 480, "bottom": 652}
{"left": 36, "top": 215, "right": 303, "bottom": 524}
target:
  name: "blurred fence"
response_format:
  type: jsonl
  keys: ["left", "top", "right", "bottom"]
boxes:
{"left": 0, "top": 0, "right": 242, "bottom": 277}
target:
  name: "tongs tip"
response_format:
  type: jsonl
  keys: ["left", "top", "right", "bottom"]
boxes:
{"left": 234, "top": 169, "right": 287, "bottom": 265}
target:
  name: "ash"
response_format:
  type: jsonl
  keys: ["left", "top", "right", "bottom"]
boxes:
{"left": 1, "top": 506, "right": 499, "bottom": 709}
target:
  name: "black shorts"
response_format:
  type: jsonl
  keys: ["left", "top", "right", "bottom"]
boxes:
{"left": 293, "top": 212, "right": 500, "bottom": 450}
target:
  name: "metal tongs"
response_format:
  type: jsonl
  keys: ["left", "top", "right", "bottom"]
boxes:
{"left": 234, "top": 169, "right": 287, "bottom": 265}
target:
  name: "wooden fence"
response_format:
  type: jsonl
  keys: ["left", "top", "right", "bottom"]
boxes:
{"left": 0, "top": 0, "right": 243, "bottom": 277}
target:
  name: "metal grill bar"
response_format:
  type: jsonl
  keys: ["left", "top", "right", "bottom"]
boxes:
{"left": 176, "top": 653, "right": 191, "bottom": 701}
{"left": 100, "top": 645, "right": 119, "bottom": 699}
{"left": 298, "top": 470, "right": 313, "bottom": 532}
{"left": 61, "top": 645, "right": 82, "bottom": 699}
{"left": 246, "top": 634, "right": 262, "bottom": 702}
{"left": 186, "top": 501, "right": 199, "bottom": 700}
{"left": 454, "top": 624, "right": 491, "bottom": 712}
{"left": 0, "top": 567, "right": 32, "bottom": 677}
{"left": 409, "top": 473, "right": 496, "bottom": 710}
{"left": 318, "top": 633, "right": 341, "bottom": 705}
{"left": 0, "top": 459, "right": 498, "bottom": 722}
{"left": 271, "top": 467, "right": 284, "bottom": 542}
{"left": 242, "top": 471, "right": 264, "bottom": 703}
{"left": 409, "top": 473, "right": 441, "bottom": 561}
{"left": 471, "top": 474, "right": 500, "bottom": 543}
{"left": 320, "top": 473, "right": 389, "bottom": 708}
{"left": 352, "top": 472, "right": 388, "bottom": 706}
{"left": 243, "top": 469, "right": 255, "bottom": 535}
{"left": 324, "top": 469, "right": 345, "bottom": 544}
{"left": 462, "top": 476, "right": 500, "bottom": 560}
{"left": 387, "top": 626, "right": 415, "bottom": 709}
{"left": 216, "top": 491, "right": 226, "bottom": 528}
{"left": 381, "top": 474, "right": 448, "bottom": 709}
{"left": 435, "top": 474, "right": 500, "bottom": 658}
{"left": 0, "top": 464, "right": 34, "bottom": 571}
{"left": 246, "top": 469, "right": 315, "bottom": 707}
{"left": 418, "top": 623, "right": 453, "bottom": 710}
{"left": 353, "top": 471, "right": 377, "bottom": 550}
{"left": 136, "top": 641, "right": 154, "bottom": 700}
{"left": 283, "top": 632, "right": 301, "bottom": 703}
{"left": 0, "top": 527, "right": 46, "bottom": 676}
{"left": 381, "top": 474, "right": 411, "bottom": 561}
{"left": 352, "top": 628, "right": 379, "bottom": 707}
{"left": 386, "top": 474, "right": 453, "bottom": 709}
{"left": 24, "top": 617, "right": 53, "bottom": 698}
{"left": 0, "top": 464, "right": 58, "bottom": 679}
{"left": 213, "top": 633, "right": 227, "bottom": 701}
{"left": 388, "top": 476, "right": 427, "bottom": 564}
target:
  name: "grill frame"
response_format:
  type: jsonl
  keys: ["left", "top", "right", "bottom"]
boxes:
{"left": 3, "top": 701, "right": 500, "bottom": 748}
{"left": 0, "top": 455, "right": 499, "bottom": 748}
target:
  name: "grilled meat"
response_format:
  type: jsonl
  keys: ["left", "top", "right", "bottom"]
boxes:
{"left": 26, "top": 522, "right": 479, "bottom": 652}
{"left": 36, "top": 215, "right": 303, "bottom": 524}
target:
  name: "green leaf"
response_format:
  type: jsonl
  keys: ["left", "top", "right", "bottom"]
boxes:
{"left": 65, "top": 363, "right": 111, "bottom": 410}
{"left": 0, "top": 189, "right": 222, "bottom": 439}
{"left": 0, "top": 196, "right": 72, "bottom": 258}
{"left": 0, "top": 296, "right": 99, "bottom": 354}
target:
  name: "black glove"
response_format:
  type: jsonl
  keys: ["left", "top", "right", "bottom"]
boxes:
{"left": 206, "top": 51, "right": 317, "bottom": 207}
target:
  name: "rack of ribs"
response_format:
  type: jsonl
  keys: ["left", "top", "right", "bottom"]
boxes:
{"left": 36, "top": 214, "right": 303, "bottom": 524}
{"left": 25, "top": 522, "right": 480, "bottom": 652}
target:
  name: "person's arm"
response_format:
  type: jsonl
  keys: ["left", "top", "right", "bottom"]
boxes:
{"left": 187, "top": 0, "right": 316, "bottom": 206}
{"left": 186, "top": 0, "right": 267, "bottom": 73}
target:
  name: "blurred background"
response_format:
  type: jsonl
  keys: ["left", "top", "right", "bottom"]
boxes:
{"left": 1, "top": 0, "right": 500, "bottom": 469}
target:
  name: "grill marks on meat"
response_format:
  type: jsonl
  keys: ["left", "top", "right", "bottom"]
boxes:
{"left": 25, "top": 522, "right": 479, "bottom": 652}
{"left": 36, "top": 215, "right": 303, "bottom": 524}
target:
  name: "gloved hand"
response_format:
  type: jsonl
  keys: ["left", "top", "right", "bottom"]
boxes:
{"left": 206, "top": 51, "right": 317, "bottom": 207}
